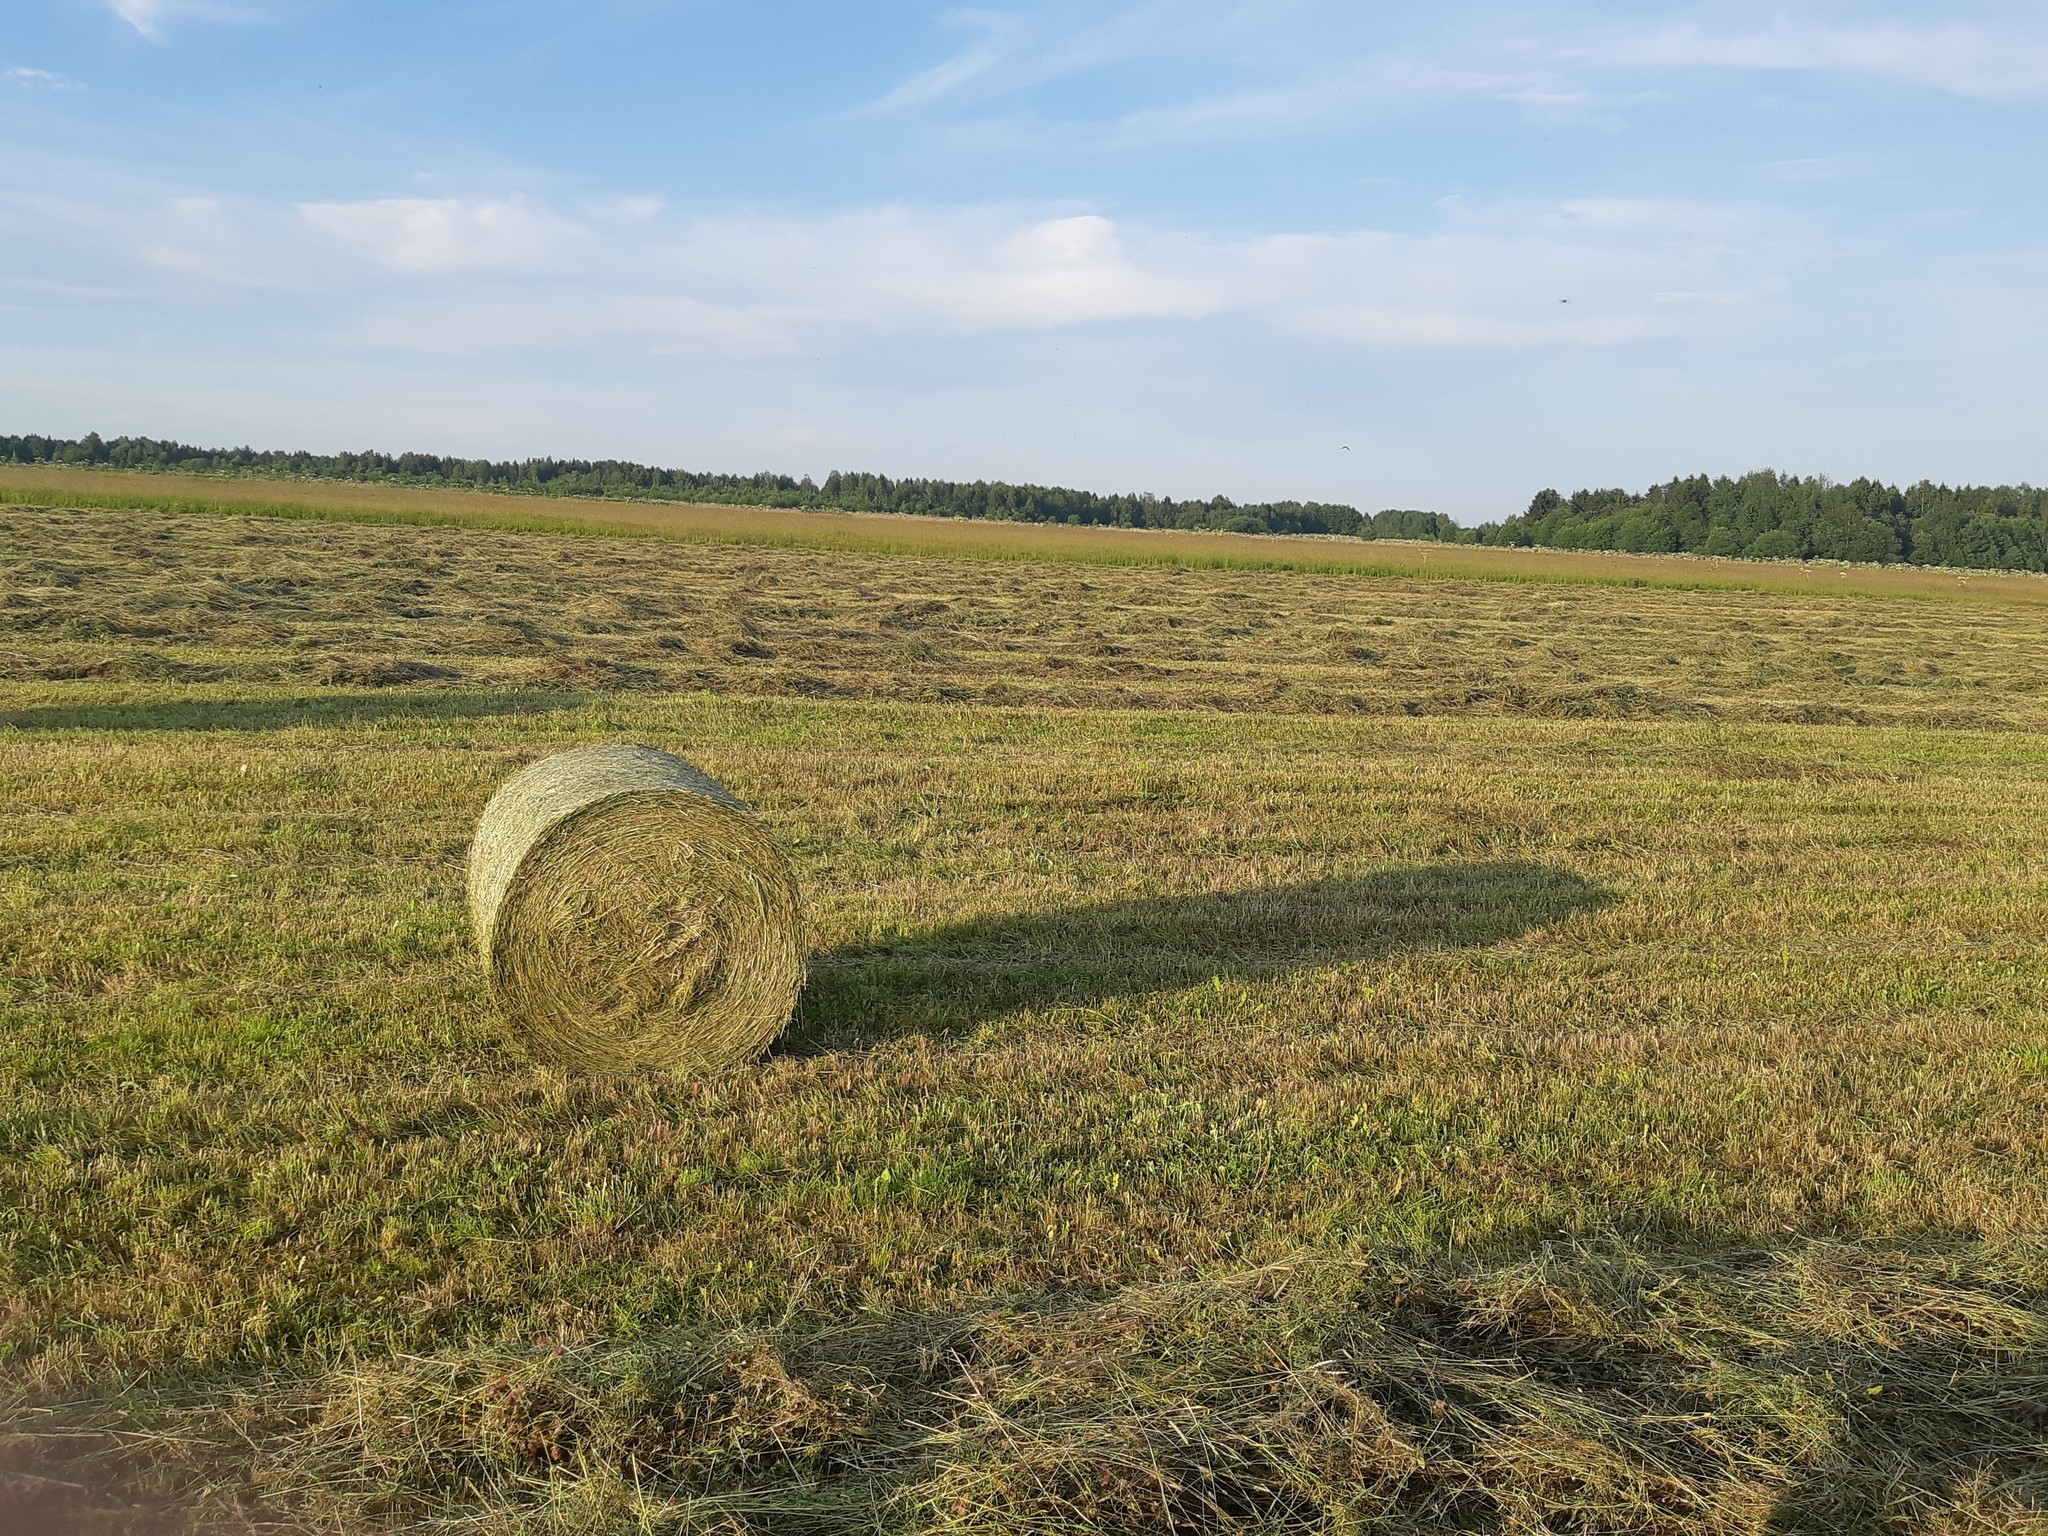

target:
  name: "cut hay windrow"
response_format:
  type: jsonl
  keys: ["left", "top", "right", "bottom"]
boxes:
{"left": 467, "top": 744, "right": 805, "bottom": 1072}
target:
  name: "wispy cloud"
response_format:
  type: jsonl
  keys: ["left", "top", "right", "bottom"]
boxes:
{"left": 1109, "top": 56, "right": 1546, "bottom": 144}
{"left": 143, "top": 194, "right": 307, "bottom": 286}
{"left": 848, "top": 5, "right": 2048, "bottom": 151}
{"left": 1580, "top": 19, "right": 2048, "bottom": 98}
{"left": 1755, "top": 152, "right": 1882, "bottom": 182}
{"left": 6, "top": 67, "right": 77, "bottom": 88}
{"left": 864, "top": 10, "right": 1020, "bottom": 112}
{"left": 110, "top": 0, "right": 266, "bottom": 42}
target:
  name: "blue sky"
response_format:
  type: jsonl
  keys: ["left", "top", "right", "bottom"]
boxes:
{"left": 4, "top": 1, "right": 2046, "bottom": 521}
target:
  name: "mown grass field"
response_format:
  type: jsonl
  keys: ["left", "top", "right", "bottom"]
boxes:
{"left": 8, "top": 462, "right": 2048, "bottom": 604}
{"left": 3, "top": 494, "right": 2048, "bottom": 1533}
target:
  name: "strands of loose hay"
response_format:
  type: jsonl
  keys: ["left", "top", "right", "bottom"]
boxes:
{"left": 261, "top": 1238, "right": 2048, "bottom": 1535}
{"left": 467, "top": 744, "right": 805, "bottom": 1072}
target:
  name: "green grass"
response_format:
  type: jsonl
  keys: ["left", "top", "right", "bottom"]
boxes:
{"left": 4, "top": 501, "right": 2048, "bottom": 1532}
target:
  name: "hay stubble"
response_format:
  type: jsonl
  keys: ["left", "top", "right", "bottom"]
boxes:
{"left": 4, "top": 497, "right": 2048, "bottom": 1532}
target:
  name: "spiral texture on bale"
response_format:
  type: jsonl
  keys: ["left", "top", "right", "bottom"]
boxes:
{"left": 467, "top": 744, "right": 805, "bottom": 1072}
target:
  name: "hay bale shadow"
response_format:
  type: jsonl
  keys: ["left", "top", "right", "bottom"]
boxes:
{"left": 789, "top": 859, "right": 1612, "bottom": 1053}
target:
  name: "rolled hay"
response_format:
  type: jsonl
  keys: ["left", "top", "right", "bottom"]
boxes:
{"left": 467, "top": 744, "right": 805, "bottom": 1072}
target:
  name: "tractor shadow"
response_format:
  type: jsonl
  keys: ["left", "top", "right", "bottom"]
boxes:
{"left": 786, "top": 858, "right": 1612, "bottom": 1054}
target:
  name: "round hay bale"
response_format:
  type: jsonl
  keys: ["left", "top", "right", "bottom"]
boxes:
{"left": 467, "top": 744, "right": 805, "bottom": 1072}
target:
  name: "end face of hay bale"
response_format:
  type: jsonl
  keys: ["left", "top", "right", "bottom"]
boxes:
{"left": 468, "top": 745, "right": 805, "bottom": 1072}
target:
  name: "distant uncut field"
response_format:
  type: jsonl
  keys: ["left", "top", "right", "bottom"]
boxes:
{"left": 4, "top": 497, "right": 2048, "bottom": 1533}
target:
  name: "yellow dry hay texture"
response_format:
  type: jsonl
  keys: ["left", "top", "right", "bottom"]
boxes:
{"left": 467, "top": 744, "right": 804, "bottom": 1072}
{"left": 8, "top": 463, "right": 2048, "bottom": 603}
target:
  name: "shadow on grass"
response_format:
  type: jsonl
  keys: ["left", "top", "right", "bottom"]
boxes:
{"left": 0, "top": 689, "right": 584, "bottom": 733}
{"left": 228, "top": 1232, "right": 2048, "bottom": 1535}
{"left": 787, "top": 858, "right": 1612, "bottom": 1053}
{"left": 1754, "top": 1272, "right": 2048, "bottom": 1536}
{"left": 1374, "top": 1234, "right": 2048, "bottom": 1536}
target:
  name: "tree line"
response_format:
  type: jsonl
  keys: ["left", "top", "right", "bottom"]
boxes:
{"left": 9, "top": 434, "right": 2043, "bottom": 570}
{"left": 1475, "top": 471, "right": 2048, "bottom": 571}
{"left": 1, "top": 432, "right": 1450, "bottom": 541}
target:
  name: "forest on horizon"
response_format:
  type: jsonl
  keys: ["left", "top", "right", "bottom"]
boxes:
{"left": 6, "top": 432, "right": 2047, "bottom": 572}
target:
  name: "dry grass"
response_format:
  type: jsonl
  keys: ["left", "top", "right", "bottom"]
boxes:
{"left": 6, "top": 464, "right": 2048, "bottom": 603}
{"left": 8, "top": 503, "right": 2048, "bottom": 730}
{"left": 3, "top": 497, "right": 2048, "bottom": 1531}
{"left": 265, "top": 1240, "right": 2048, "bottom": 1535}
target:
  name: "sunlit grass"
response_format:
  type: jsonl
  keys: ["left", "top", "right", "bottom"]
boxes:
{"left": 6, "top": 463, "right": 2048, "bottom": 603}
{"left": 9, "top": 503, "right": 2048, "bottom": 732}
{"left": 4, "top": 498, "right": 2048, "bottom": 1531}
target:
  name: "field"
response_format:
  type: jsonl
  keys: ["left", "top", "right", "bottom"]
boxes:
{"left": 3, "top": 494, "right": 2048, "bottom": 1533}
{"left": 9, "top": 462, "right": 2048, "bottom": 604}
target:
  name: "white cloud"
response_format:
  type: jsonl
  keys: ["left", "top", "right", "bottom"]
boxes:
{"left": 686, "top": 207, "right": 1221, "bottom": 330}
{"left": 300, "top": 195, "right": 594, "bottom": 274}
{"left": 276, "top": 191, "right": 1793, "bottom": 358}
{"left": 337, "top": 205, "right": 1225, "bottom": 355}
{"left": 141, "top": 194, "right": 306, "bottom": 287}
{"left": 0, "top": 150, "right": 1805, "bottom": 364}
